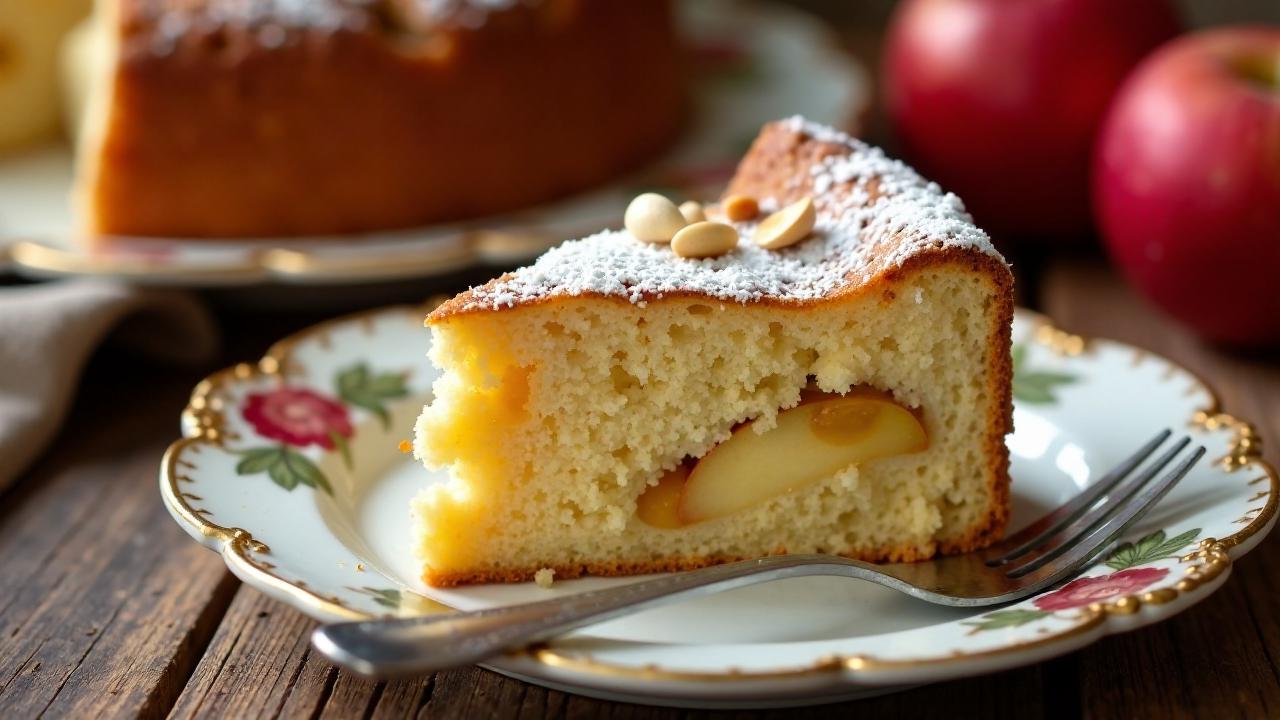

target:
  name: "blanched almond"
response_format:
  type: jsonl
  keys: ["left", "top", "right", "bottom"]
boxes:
{"left": 624, "top": 193, "right": 686, "bottom": 243}
{"left": 723, "top": 195, "right": 759, "bottom": 221}
{"left": 754, "top": 196, "right": 816, "bottom": 250}
{"left": 678, "top": 200, "right": 706, "bottom": 224}
{"left": 671, "top": 222, "right": 738, "bottom": 258}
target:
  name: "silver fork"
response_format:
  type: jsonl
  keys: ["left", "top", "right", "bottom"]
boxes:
{"left": 313, "top": 430, "right": 1203, "bottom": 677}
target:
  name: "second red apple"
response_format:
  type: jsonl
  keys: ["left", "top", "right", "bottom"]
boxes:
{"left": 1094, "top": 27, "right": 1280, "bottom": 345}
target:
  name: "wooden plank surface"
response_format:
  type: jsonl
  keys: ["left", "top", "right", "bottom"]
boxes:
{"left": 0, "top": 355, "right": 238, "bottom": 719}
{"left": 168, "top": 586, "right": 1052, "bottom": 718}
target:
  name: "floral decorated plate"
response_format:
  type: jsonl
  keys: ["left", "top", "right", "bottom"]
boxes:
{"left": 0, "top": 0, "right": 866, "bottom": 288}
{"left": 160, "top": 306, "right": 1277, "bottom": 709}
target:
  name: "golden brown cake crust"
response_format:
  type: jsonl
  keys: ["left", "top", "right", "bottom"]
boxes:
{"left": 86, "top": 0, "right": 683, "bottom": 239}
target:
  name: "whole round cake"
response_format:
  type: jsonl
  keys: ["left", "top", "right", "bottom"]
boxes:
{"left": 67, "top": 0, "right": 684, "bottom": 241}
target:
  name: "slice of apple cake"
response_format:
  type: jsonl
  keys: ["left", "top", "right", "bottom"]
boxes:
{"left": 412, "top": 116, "right": 1014, "bottom": 587}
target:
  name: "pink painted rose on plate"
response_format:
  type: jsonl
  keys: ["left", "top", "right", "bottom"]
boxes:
{"left": 242, "top": 388, "right": 353, "bottom": 449}
{"left": 1033, "top": 567, "right": 1170, "bottom": 612}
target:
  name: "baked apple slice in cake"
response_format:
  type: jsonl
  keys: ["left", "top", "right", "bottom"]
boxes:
{"left": 412, "top": 117, "right": 1014, "bottom": 587}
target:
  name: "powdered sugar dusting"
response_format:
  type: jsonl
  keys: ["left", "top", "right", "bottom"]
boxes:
{"left": 134, "top": 0, "right": 538, "bottom": 52}
{"left": 462, "top": 117, "right": 1005, "bottom": 311}
{"left": 140, "top": 0, "right": 372, "bottom": 30}
{"left": 413, "top": 0, "right": 531, "bottom": 28}
{"left": 136, "top": 0, "right": 372, "bottom": 53}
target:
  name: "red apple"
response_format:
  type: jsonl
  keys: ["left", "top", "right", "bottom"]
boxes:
{"left": 883, "top": 0, "right": 1180, "bottom": 240}
{"left": 1094, "top": 27, "right": 1280, "bottom": 345}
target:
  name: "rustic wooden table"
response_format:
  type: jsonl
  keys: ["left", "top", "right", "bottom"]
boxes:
{"left": 1, "top": 260, "right": 1277, "bottom": 719}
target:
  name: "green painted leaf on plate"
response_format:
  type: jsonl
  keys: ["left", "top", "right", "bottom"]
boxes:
{"left": 330, "top": 431, "right": 353, "bottom": 470}
{"left": 1011, "top": 381, "right": 1056, "bottom": 404}
{"left": 1011, "top": 343, "right": 1078, "bottom": 405}
{"left": 1105, "top": 528, "right": 1200, "bottom": 570}
{"left": 335, "top": 363, "right": 410, "bottom": 430}
{"left": 266, "top": 457, "right": 301, "bottom": 491}
{"left": 365, "top": 588, "right": 401, "bottom": 610}
{"left": 962, "top": 608, "right": 1051, "bottom": 633}
{"left": 368, "top": 374, "right": 408, "bottom": 396}
{"left": 337, "top": 364, "right": 369, "bottom": 395}
{"left": 261, "top": 447, "right": 332, "bottom": 495}
{"left": 236, "top": 447, "right": 282, "bottom": 475}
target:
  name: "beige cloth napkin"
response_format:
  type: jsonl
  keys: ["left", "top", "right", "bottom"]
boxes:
{"left": 0, "top": 280, "right": 217, "bottom": 487}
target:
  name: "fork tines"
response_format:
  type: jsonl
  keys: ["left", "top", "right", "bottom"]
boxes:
{"left": 988, "top": 429, "right": 1205, "bottom": 582}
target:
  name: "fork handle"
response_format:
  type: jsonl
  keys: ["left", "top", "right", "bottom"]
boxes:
{"left": 313, "top": 554, "right": 861, "bottom": 676}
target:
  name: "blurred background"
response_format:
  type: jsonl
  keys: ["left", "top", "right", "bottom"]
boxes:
{"left": 786, "top": 0, "right": 1280, "bottom": 145}
{"left": 0, "top": 0, "right": 1277, "bottom": 344}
